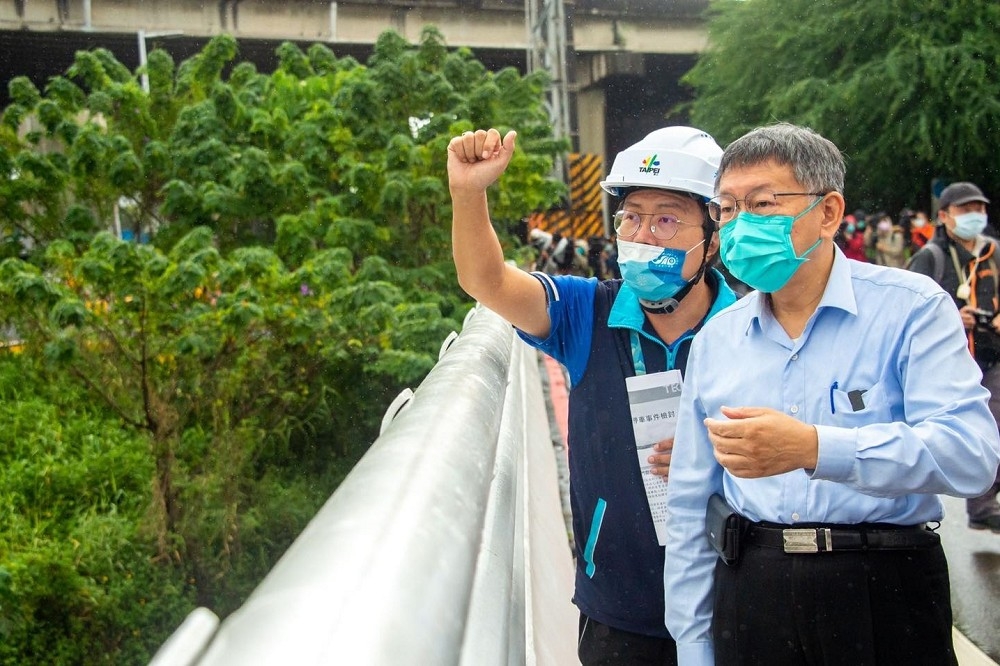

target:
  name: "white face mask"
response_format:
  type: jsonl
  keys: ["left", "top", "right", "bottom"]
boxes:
{"left": 912, "top": 216, "right": 927, "bottom": 228}
{"left": 616, "top": 238, "right": 705, "bottom": 302}
{"left": 952, "top": 211, "right": 988, "bottom": 240}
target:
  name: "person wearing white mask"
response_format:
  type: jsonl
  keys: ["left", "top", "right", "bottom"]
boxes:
{"left": 873, "top": 213, "right": 906, "bottom": 267}
{"left": 448, "top": 125, "right": 737, "bottom": 665}
{"left": 909, "top": 209, "right": 934, "bottom": 249}
{"left": 909, "top": 181, "right": 1000, "bottom": 534}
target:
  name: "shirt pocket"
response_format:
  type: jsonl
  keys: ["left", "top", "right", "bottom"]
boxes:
{"left": 830, "top": 381, "right": 891, "bottom": 425}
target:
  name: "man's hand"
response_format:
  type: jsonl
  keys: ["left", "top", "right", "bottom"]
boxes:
{"left": 959, "top": 305, "right": 977, "bottom": 331}
{"left": 705, "top": 406, "right": 818, "bottom": 478}
{"left": 648, "top": 438, "right": 673, "bottom": 478}
{"left": 447, "top": 128, "right": 517, "bottom": 194}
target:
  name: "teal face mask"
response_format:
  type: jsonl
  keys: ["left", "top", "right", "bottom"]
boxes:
{"left": 719, "top": 196, "right": 823, "bottom": 293}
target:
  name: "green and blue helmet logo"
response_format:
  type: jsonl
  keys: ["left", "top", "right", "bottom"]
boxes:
{"left": 639, "top": 154, "right": 660, "bottom": 175}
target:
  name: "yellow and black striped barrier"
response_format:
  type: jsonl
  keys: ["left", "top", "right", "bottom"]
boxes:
{"left": 530, "top": 153, "right": 607, "bottom": 240}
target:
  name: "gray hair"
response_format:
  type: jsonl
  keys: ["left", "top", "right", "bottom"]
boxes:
{"left": 716, "top": 122, "right": 845, "bottom": 194}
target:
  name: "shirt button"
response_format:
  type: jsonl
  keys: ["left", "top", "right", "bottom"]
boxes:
{"left": 790, "top": 405, "right": 799, "bottom": 414}
{"left": 791, "top": 353, "right": 798, "bottom": 361}
{"left": 791, "top": 512, "right": 800, "bottom": 522}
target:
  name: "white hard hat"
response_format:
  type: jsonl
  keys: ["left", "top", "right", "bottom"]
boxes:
{"left": 600, "top": 126, "right": 722, "bottom": 200}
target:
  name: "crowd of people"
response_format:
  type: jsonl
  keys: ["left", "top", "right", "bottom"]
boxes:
{"left": 447, "top": 122, "right": 1000, "bottom": 666}
{"left": 835, "top": 207, "right": 938, "bottom": 267}
{"left": 528, "top": 228, "right": 622, "bottom": 280}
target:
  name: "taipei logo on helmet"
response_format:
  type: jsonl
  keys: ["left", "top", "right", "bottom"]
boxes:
{"left": 638, "top": 154, "right": 660, "bottom": 176}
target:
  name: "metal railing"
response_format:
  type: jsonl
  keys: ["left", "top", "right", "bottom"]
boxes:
{"left": 149, "top": 305, "right": 578, "bottom": 665}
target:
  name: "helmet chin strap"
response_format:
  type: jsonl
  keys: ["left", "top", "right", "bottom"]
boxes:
{"left": 639, "top": 234, "right": 711, "bottom": 315}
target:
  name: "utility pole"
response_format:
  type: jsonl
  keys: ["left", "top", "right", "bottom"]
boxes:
{"left": 137, "top": 29, "right": 184, "bottom": 93}
{"left": 525, "top": 0, "right": 573, "bottom": 185}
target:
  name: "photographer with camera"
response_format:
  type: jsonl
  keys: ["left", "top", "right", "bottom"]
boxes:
{"left": 908, "top": 181, "right": 1000, "bottom": 533}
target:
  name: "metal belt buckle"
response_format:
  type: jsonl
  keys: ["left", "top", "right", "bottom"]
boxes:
{"left": 783, "top": 528, "right": 819, "bottom": 553}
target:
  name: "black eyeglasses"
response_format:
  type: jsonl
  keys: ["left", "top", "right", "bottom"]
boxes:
{"left": 613, "top": 210, "right": 701, "bottom": 241}
{"left": 708, "top": 188, "right": 826, "bottom": 223}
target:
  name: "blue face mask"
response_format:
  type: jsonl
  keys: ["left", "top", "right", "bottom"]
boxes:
{"left": 719, "top": 196, "right": 823, "bottom": 293}
{"left": 617, "top": 238, "right": 705, "bottom": 302}
{"left": 952, "top": 211, "right": 988, "bottom": 240}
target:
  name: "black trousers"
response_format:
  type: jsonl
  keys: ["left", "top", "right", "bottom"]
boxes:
{"left": 712, "top": 538, "right": 956, "bottom": 665}
{"left": 578, "top": 614, "right": 678, "bottom": 666}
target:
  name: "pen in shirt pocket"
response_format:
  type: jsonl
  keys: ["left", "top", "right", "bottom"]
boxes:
{"left": 829, "top": 381, "right": 868, "bottom": 414}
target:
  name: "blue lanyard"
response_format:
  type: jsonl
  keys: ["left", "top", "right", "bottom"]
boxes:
{"left": 629, "top": 329, "right": 647, "bottom": 376}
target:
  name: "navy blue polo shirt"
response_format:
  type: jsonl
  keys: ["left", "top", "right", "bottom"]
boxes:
{"left": 518, "top": 269, "right": 736, "bottom": 637}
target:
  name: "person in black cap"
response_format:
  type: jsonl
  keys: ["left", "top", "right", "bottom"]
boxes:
{"left": 908, "top": 180, "right": 1000, "bottom": 533}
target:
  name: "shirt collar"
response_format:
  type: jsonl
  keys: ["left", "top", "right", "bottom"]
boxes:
{"left": 742, "top": 245, "right": 858, "bottom": 336}
{"left": 608, "top": 282, "right": 646, "bottom": 330}
{"left": 609, "top": 268, "right": 737, "bottom": 331}
{"left": 946, "top": 234, "right": 992, "bottom": 260}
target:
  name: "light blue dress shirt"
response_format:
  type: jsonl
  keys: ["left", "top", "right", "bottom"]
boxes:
{"left": 663, "top": 247, "right": 1000, "bottom": 666}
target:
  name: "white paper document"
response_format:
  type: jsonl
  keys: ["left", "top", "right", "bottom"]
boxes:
{"left": 625, "top": 369, "right": 682, "bottom": 546}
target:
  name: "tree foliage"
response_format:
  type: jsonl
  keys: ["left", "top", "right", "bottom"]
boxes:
{"left": 0, "top": 358, "right": 191, "bottom": 664}
{"left": 0, "top": 28, "right": 563, "bottom": 663}
{"left": 682, "top": 0, "right": 1000, "bottom": 214}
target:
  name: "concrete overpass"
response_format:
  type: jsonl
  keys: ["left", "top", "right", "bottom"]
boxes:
{"left": 0, "top": 0, "right": 709, "bottom": 170}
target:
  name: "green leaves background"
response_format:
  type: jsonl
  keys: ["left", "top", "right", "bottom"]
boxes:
{"left": 683, "top": 0, "right": 1000, "bottom": 214}
{"left": 0, "top": 28, "right": 563, "bottom": 664}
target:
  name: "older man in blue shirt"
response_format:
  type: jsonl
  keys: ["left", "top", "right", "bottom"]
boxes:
{"left": 663, "top": 122, "right": 1000, "bottom": 666}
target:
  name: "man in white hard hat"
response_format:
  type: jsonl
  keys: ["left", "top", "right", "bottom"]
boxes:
{"left": 448, "top": 126, "right": 736, "bottom": 665}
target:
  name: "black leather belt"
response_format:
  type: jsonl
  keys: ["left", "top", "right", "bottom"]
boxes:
{"left": 744, "top": 523, "right": 938, "bottom": 554}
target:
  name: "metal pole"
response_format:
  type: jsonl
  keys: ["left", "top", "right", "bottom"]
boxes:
{"left": 113, "top": 200, "right": 122, "bottom": 240}
{"left": 137, "top": 29, "right": 149, "bottom": 93}
{"left": 525, "top": 0, "right": 571, "bottom": 185}
{"left": 138, "top": 30, "right": 184, "bottom": 93}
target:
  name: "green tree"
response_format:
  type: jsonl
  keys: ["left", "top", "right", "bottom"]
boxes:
{"left": 0, "top": 29, "right": 564, "bottom": 663}
{"left": 682, "top": 0, "right": 1000, "bottom": 214}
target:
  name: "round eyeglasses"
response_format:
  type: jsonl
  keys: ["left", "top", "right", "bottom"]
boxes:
{"left": 613, "top": 210, "right": 701, "bottom": 241}
{"left": 707, "top": 188, "right": 826, "bottom": 224}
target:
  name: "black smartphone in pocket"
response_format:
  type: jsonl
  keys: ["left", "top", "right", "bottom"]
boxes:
{"left": 706, "top": 493, "right": 743, "bottom": 566}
